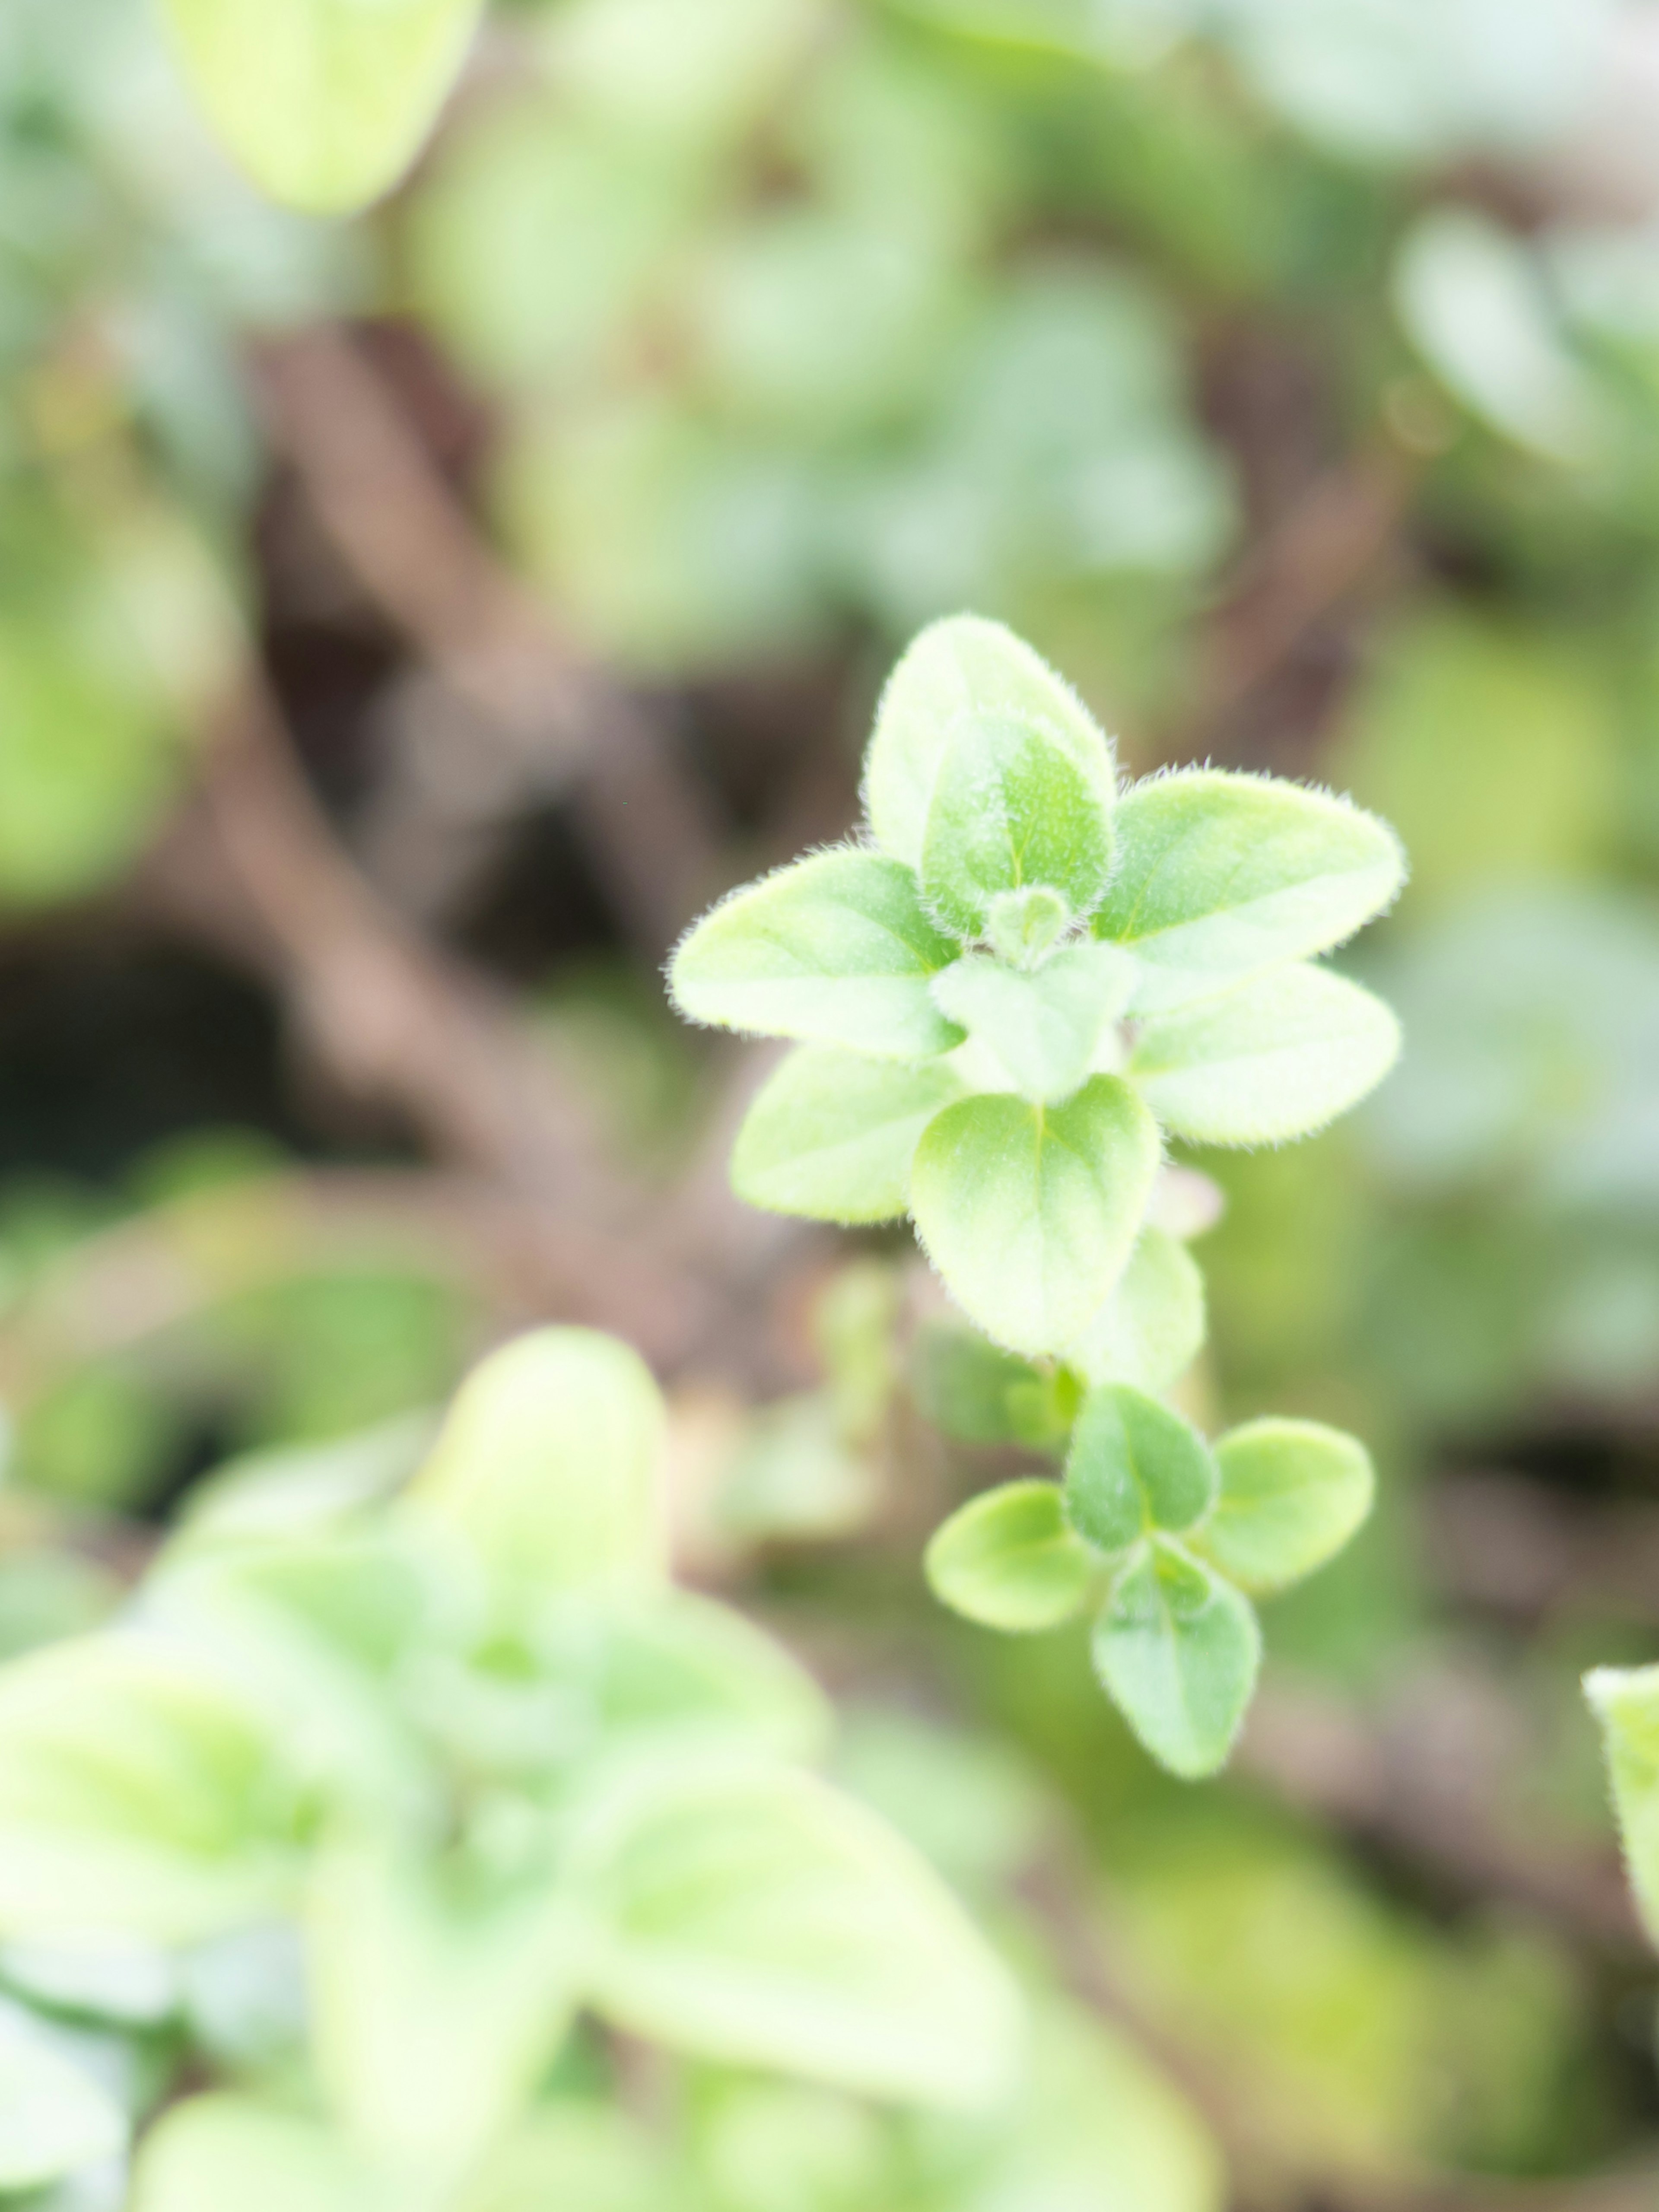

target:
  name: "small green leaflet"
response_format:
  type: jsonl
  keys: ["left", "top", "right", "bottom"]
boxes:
{"left": 1094, "top": 770, "right": 1405, "bottom": 1011}
{"left": 1130, "top": 964, "right": 1401, "bottom": 1145}
{"left": 161, "top": 0, "right": 486, "bottom": 216}
{"left": 863, "top": 615, "right": 1117, "bottom": 874}
{"left": 1585, "top": 1666, "right": 1659, "bottom": 1945}
{"left": 1192, "top": 1420, "right": 1374, "bottom": 1596}
{"left": 918, "top": 717, "right": 1113, "bottom": 938}
{"left": 407, "top": 1327, "right": 667, "bottom": 1604}
{"left": 1092, "top": 1542, "right": 1260, "bottom": 1780}
{"left": 925, "top": 1481, "right": 1097, "bottom": 1632}
{"left": 932, "top": 941, "right": 1135, "bottom": 1105}
{"left": 669, "top": 848, "right": 965, "bottom": 1061}
{"left": 1065, "top": 1226, "right": 1206, "bottom": 1394}
{"left": 731, "top": 1048, "right": 963, "bottom": 1222}
{"left": 1063, "top": 1386, "right": 1217, "bottom": 1554}
{"left": 574, "top": 1760, "right": 1024, "bottom": 2109}
{"left": 909, "top": 1077, "right": 1159, "bottom": 1355}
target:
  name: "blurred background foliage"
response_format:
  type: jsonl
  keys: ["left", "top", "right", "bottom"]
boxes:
{"left": 2, "top": 0, "right": 1659, "bottom": 2204}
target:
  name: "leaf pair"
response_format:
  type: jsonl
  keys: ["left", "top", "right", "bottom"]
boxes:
{"left": 925, "top": 1385, "right": 1373, "bottom": 1777}
{"left": 672, "top": 615, "right": 1404, "bottom": 1358}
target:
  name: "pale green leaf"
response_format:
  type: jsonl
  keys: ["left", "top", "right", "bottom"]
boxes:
{"left": 1585, "top": 1666, "right": 1659, "bottom": 1946}
{"left": 1064, "top": 1386, "right": 1216, "bottom": 1553}
{"left": 0, "top": 2015, "right": 126, "bottom": 2192}
{"left": 575, "top": 1760, "right": 1023, "bottom": 2109}
{"left": 918, "top": 718, "right": 1113, "bottom": 938}
{"left": 931, "top": 941, "right": 1135, "bottom": 1105}
{"left": 306, "top": 1836, "right": 581, "bottom": 2183}
{"left": 1130, "top": 964, "right": 1402, "bottom": 1145}
{"left": 407, "top": 1328, "right": 667, "bottom": 1603}
{"left": 160, "top": 0, "right": 485, "bottom": 216}
{"left": 925, "top": 1480, "right": 1096, "bottom": 1633}
{"left": 909, "top": 1323, "right": 1076, "bottom": 1450}
{"left": 863, "top": 616, "right": 1116, "bottom": 873}
{"left": 1093, "top": 771, "right": 1405, "bottom": 1011}
{"left": 1065, "top": 1226, "right": 1207, "bottom": 1393}
{"left": 731, "top": 1048, "right": 963, "bottom": 1223}
{"left": 910, "top": 1077, "right": 1160, "bottom": 1356}
{"left": 1193, "top": 1420, "right": 1374, "bottom": 1596}
{"left": 1395, "top": 211, "right": 1605, "bottom": 465}
{"left": 0, "top": 1636, "right": 301, "bottom": 1943}
{"left": 131, "top": 2097, "right": 373, "bottom": 2212}
{"left": 1091, "top": 1542, "right": 1261, "bottom": 1780}
{"left": 463, "top": 2104, "right": 667, "bottom": 2212}
{"left": 670, "top": 849, "right": 966, "bottom": 1060}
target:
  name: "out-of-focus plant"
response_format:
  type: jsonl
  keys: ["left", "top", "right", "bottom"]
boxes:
{"left": 671, "top": 617, "right": 1404, "bottom": 1775}
{"left": 0, "top": 1326, "right": 1055, "bottom": 2207}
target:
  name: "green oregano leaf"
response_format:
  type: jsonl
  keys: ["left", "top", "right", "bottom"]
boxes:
{"left": 669, "top": 848, "right": 965, "bottom": 1061}
{"left": 985, "top": 886, "right": 1071, "bottom": 969}
{"left": 1130, "top": 964, "right": 1401, "bottom": 1146}
{"left": 931, "top": 941, "right": 1135, "bottom": 1105}
{"left": 909, "top": 1325, "right": 1076, "bottom": 1451}
{"left": 1064, "top": 1226, "right": 1206, "bottom": 1394}
{"left": 160, "top": 0, "right": 485, "bottom": 216}
{"left": 1193, "top": 1419, "right": 1374, "bottom": 1596}
{"left": 1063, "top": 1385, "right": 1217, "bottom": 1553}
{"left": 1091, "top": 1541, "right": 1261, "bottom": 1780}
{"left": 925, "top": 1481, "right": 1097, "bottom": 1632}
{"left": 909, "top": 1077, "right": 1160, "bottom": 1356}
{"left": 731, "top": 1048, "right": 964, "bottom": 1223}
{"left": 863, "top": 615, "right": 1116, "bottom": 875}
{"left": 1585, "top": 1666, "right": 1659, "bottom": 1945}
{"left": 1094, "top": 770, "right": 1405, "bottom": 1012}
{"left": 918, "top": 718, "right": 1113, "bottom": 938}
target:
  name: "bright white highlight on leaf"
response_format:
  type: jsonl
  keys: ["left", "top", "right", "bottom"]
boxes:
{"left": 910, "top": 1077, "right": 1160, "bottom": 1354}
{"left": 1095, "top": 770, "right": 1405, "bottom": 1011}
{"left": 732, "top": 1048, "right": 964, "bottom": 1221}
{"left": 669, "top": 848, "right": 965, "bottom": 1060}
{"left": 1130, "top": 963, "right": 1402, "bottom": 1145}
{"left": 160, "top": 0, "right": 486, "bottom": 216}
{"left": 932, "top": 941, "right": 1135, "bottom": 1104}
{"left": 925, "top": 1480, "right": 1097, "bottom": 1632}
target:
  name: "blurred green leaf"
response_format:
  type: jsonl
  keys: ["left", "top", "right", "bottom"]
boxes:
{"left": 1064, "top": 1225, "right": 1207, "bottom": 1394}
{"left": 932, "top": 942, "right": 1135, "bottom": 1104}
{"left": 1091, "top": 1541, "right": 1260, "bottom": 1779}
{"left": 1192, "top": 1419, "right": 1373, "bottom": 1596}
{"left": 1064, "top": 1386, "right": 1217, "bottom": 1553}
{"left": 159, "top": 0, "right": 484, "bottom": 215}
{"left": 131, "top": 2096, "right": 369, "bottom": 2212}
{"left": 0, "top": 2008, "right": 125, "bottom": 2192}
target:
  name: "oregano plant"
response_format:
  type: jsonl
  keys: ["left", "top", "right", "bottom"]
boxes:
{"left": 670, "top": 615, "right": 1406, "bottom": 1777}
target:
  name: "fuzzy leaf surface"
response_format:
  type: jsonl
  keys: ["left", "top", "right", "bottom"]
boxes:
{"left": 670, "top": 849, "right": 965, "bottom": 1060}
{"left": 1193, "top": 1420, "right": 1374, "bottom": 1596}
{"left": 1131, "top": 964, "right": 1401, "bottom": 1144}
{"left": 925, "top": 1481, "right": 1097, "bottom": 1632}
{"left": 1064, "top": 1386, "right": 1217, "bottom": 1553}
{"left": 1585, "top": 1667, "right": 1659, "bottom": 1945}
{"left": 161, "top": 0, "right": 484, "bottom": 215}
{"left": 1094, "top": 771, "right": 1404, "bottom": 1011}
{"left": 931, "top": 941, "right": 1135, "bottom": 1104}
{"left": 863, "top": 615, "right": 1116, "bottom": 872}
{"left": 1091, "top": 1543, "right": 1260, "bottom": 1780}
{"left": 731, "top": 1047, "right": 963, "bottom": 1223}
{"left": 909, "top": 1077, "right": 1159, "bottom": 1355}
{"left": 1065, "top": 1227, "right": 1206, "bottom": 1394}
{"left": 918, "top": 718, "right": 1113, "bottom": 938}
